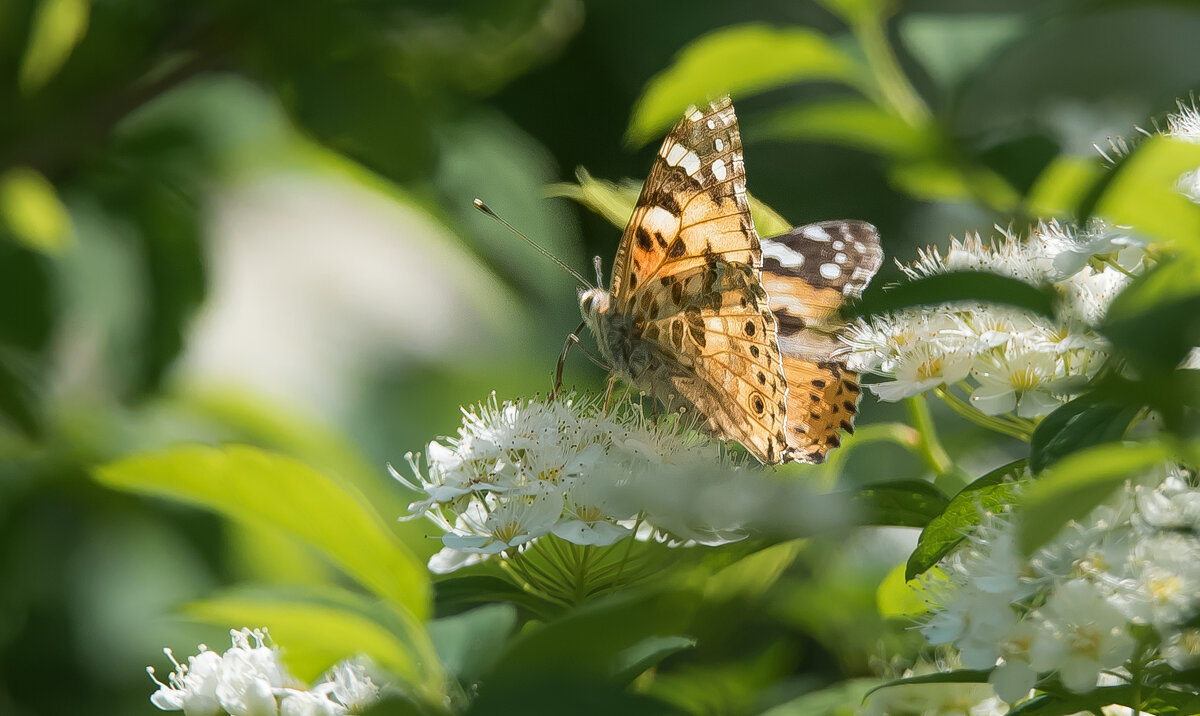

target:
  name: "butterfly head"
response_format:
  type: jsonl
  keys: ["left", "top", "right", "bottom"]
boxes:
{"left": 578, "top": 287, "right": 611, "bottom": 327}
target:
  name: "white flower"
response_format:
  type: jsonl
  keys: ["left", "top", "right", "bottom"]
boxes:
{"left": 149, "top": 630, "right": 380, "bottom": 716}
{"left": 148, "top": 646, "right": 223, "bottom": 716}
{"left": 969, "top": 348, "right": 1065, "bottom": 418}
{"left": 1163, "top": 628, "right": 1200, "bottom": 670}
{"left": 1028, "top": 580, "right": 1136, "bottom": 693}
{"left": 401, "top": 392, "right": 744, "bottom": 572}
{"left": 216, "top": 629, "right": 293, "bottom": 716}
{"left": 869, "top": 342, "right": 972, "bottom": 401}
{"left": 278, "top": 690, "right": 342, "bottom": 716}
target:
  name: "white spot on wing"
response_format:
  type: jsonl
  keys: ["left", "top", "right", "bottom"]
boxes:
{"left": 832, "top": 240, "right": 844, "bottom": 250}
{"left": 707, "top": 119, "right": 716, "bottom": 129}
{"left": 761, "top": 239, "right": 806, "bottom": 268}
{"left": 643, "top": 206, "right": 679, "bottom": 236}
{"left": 689, "top": 109, "right": 703, "bottom": 121}
{"left": 680, "top": 150, "right": 701, "bottom": 176}
{"left": 834, "top": 252, "right": 848, "bottom": 264}
{"left": 802, "top": 225, "right": 831, "bottom": 242}
{"left": 711, "top": 158, "right": 727, "bottom": 181}
{"left": 820, "top": 263, "right": 842, "bottom": 280}
{"left": 714, "top": 138, "right": 724, "bottom": 151}
{"left": 665, "top": 143, "right": 687, "bottom": 167}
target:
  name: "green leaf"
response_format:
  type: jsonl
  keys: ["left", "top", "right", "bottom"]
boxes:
{"left": 433, "top": 574, "right": 560, "bottom": 621}
{"left": 627, "top": 24, "right": 868, "bottom": 146}
{"left": 548, "top": 168, "right": 792, "bottom": 238}
{"left": 759, "top": 677, "right": 877, "bottom": 716}
{"left": 757, "top": 99, "right": 937, "bottom": 159}
{"left": 1018, "top": 441, "right": 1172, "bottom": 555}
{"left": 899, "top": 14, "right": 1026, "bottom": 91}
{"left": 1102, "top": 257, "right": 1200, "bottom": 377}
{"left": 876, "top": 562, "right": 929, "bottom": 618}
{"left": 185, "top": 586, "right": 442, "bottom": 701}
{"left": 1025, "top": 155, "right": 1105, "bottom": 218}
{"left": 428, "top": 604, "right": 515, "bottom": 684}
{"left": 849, "top": 480, "right": 949, "bottom": 528}
{"left": 93, "top": 445, "right": 430, "bottom": 619}
{"left": 1030, "top": 393, "right": 1140, "bottom": 474}
{"left": 905, "top": 459, "right": 1026, "bottom": 580}
{"left": 1083, "top": 135, "right": 1200, "bottom": 254}
{"left": 864, "top": 669, "right": 991, "bottom": 699}
{"left": 613, "top": 635, "right": 696, "bottom": 685}
{"left": 471, "top": 587, "right": 697, "bottom": 714}
{"left": 887, "top": 160, "right": 1021, "bottom": 211}
{"left": 18, "top": 0, "right": 89, "bottom": 93}
{"left": 850, "top": 271, "right": 1057, "bottom": 321}
{"left": 704, "top": 540, "right": 804, "bottom": 603}
{"left": 1006, "top": 684, "right": 1200, "bottom": 716}
{"left": 0, "top": 168, "right": 72, "bottom": 255}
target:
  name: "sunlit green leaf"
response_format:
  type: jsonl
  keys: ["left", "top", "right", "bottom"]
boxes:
{"left": 1084, "top": 136, "right": 1200, "bottom": 253}
{"left": 93, "top": 445, "right": 430, "bottom": 619}
{"left": 905, "top": 459, "right": 1026, "bottom": 580}
{"left": 627, "top": 24, "right": 868, "bottom": 146}
{"left": 888, "top": 160, "right": 1020, "bottom": 211}
{"left": 813, "top": 0, "right": 892, "bottom": 27}
{"left": 1018, "top": 441, "right": 1172, "bottom": 556}
{"left": 1025, "top": 155, "right": 1105, "bottom": 218}
{"left": 185, "top": 587, "right": 442, "bottom": 700}
{"left": 0, "top": 168, "right": 72, "bottom": 255}
{"left": 848, "top": 480, "right": 949, "bottom": 527}
{"left": 549, "top": 168, "right": 792, "bottom": 238}
{"left": 1030, "top": 393, "right": 1140, "bottom": 474}
{"left": 18, "top": 0, "right": 89, "bottom": 93}
{"left": 704, "top": 540, "right": 803, "bottom": 603}
{"left": 876, "top": 562, "right": 929, "bottom": 618}
{"left": 850, "top": 271, "right": 1056, "bottom": 321}
{"left": 757, "top": 99, "right": 937, "bottom": 159}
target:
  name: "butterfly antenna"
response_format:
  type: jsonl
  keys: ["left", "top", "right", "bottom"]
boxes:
{"left": 473, "top": 199, "right": 593, "bottom": 289}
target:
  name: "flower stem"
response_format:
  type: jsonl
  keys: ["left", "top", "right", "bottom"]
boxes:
{"left": 934, "top": 386, "right": 1033, "bottom": 441}
{"left": 850, "top": 7, "right": 930, "bottom": 126}
{"left": 905, "top": 395, "right": 953, "bottom": 475}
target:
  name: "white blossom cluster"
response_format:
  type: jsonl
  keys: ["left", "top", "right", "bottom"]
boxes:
{"left": 397, "top": 392, "right": 747, "bottom": 574}
{"left": 843, "top": 219, "right": 1143, "bottom": 417}
{"left": 148, "top": 628, "right": 380, "bottom": 716}
{"left": 921, "top": 463, "right": 1200, "bottom": 704}
{"left": 1099, "top": 97, "right": 1200, "bottom": 203}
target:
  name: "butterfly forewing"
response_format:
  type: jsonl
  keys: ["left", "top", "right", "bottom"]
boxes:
{"left": 609, "top": 97, "right": 789, "bottom": 463}
{"left": 760, "top": 221, "right": 883, "bottom": 462}
{"left": 611, "top": 97, "right": 759, "bottom": 301}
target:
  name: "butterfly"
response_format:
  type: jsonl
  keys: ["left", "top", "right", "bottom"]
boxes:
{"left": 578, "top": 96, "right": 882, "bottom": 464}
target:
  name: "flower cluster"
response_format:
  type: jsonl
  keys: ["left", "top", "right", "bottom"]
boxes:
{"left": 397, "top": 392, "right": 746, "bottom": 574}
{"left": 844, "top": 219, "right": 1143, "bottom": 418}
{"left": 148, "top": 628, "right": 380, "bottom": 716}
{"left": 921, "top": 463, "right": 1200, "bottom": 703}
{"left": 1100, "top": 97, "right": 1200, "bottom": 203}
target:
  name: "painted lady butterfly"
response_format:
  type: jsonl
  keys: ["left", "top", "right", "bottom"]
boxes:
{"left": 579, "top": 97, "right": 882, "bottom": 463}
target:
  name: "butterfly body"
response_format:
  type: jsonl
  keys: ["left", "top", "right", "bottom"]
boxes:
{"left": 579, "top": 98, "right": 881, "bottom": 464}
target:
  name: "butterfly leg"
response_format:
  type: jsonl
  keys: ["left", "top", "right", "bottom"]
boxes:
{"left": 604, "top": 375, "right": 617, "bottom": 410}
{"left": 552, "top": 321, "right": 588, "bottom": 401}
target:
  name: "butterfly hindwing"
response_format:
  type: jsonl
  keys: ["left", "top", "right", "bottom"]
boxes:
{"left": 635, "top": 262, "right": 788, "bottom": 463}
{"left": 760, "top": 221, "right": 882, "bottom": 463}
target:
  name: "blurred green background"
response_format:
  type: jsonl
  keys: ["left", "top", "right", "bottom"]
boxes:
{"left": 1, "top": 0, "right": 1199, "bottom": 713}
